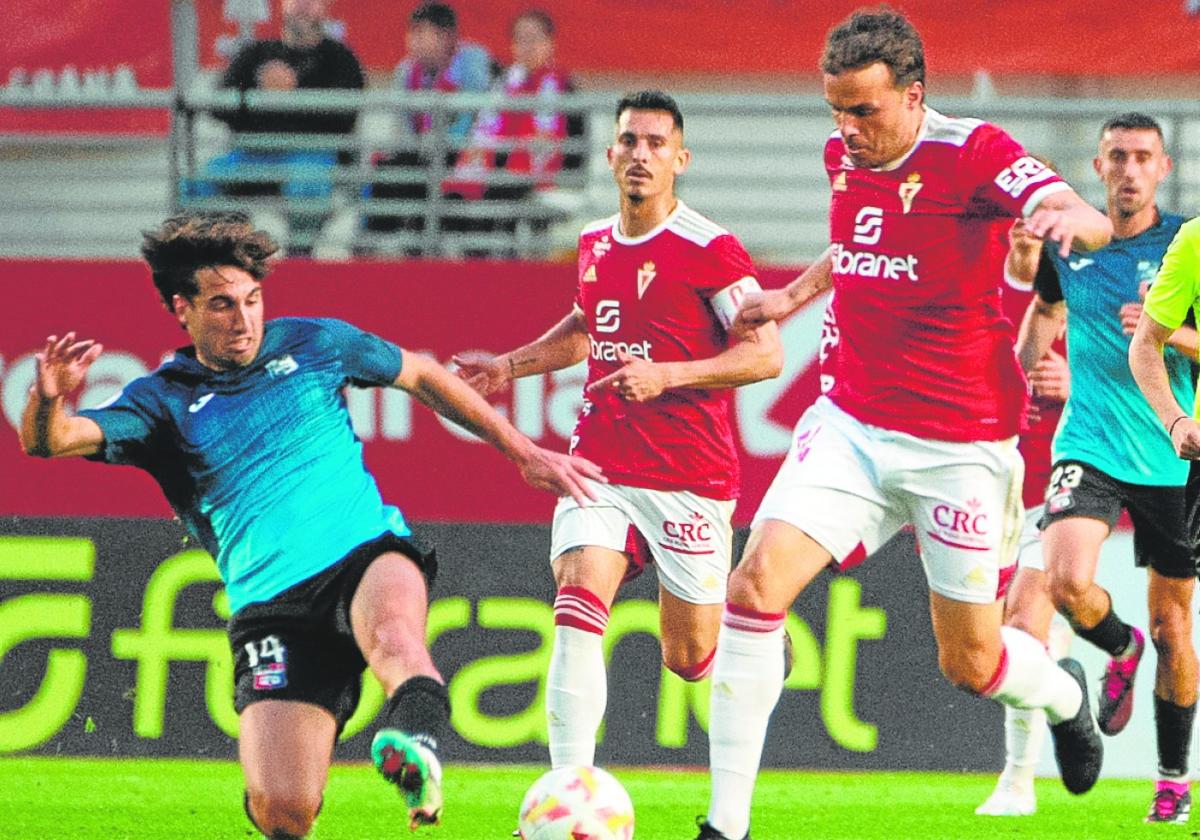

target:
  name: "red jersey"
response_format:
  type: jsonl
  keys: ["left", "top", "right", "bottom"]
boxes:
{"left": 1000, "top": 256, "right": 1066, "bottom": 507}
{"left": 824, "top": 107, "right": 1068, "bottom": 442}
{"left": 572, "top": 202, "right": 757, "bottom": 500}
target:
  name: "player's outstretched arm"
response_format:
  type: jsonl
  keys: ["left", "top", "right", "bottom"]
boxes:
{"left": 732, "top": 246, "right": 833, "bottom": 336}
{"left": 19, "top": 333, "right": 105, "bottom": 459}
{"left": 1025, "top": 190, "right": 1113, "bottom": 257}
{"left": 1129, "top": 312, "right": 1200, "bottom": 458}
{"left": 1015, "top": 294, "right": 1066, "bottom": 376}
{"left": 452, "top": 308, "right": 589, "bottom": 396}
{"left": 395, "top": 350, "right": 605, "bottom": 503}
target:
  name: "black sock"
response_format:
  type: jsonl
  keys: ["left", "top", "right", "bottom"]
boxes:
{"left": 1156, "top": 695, "right": 1197, "bottom": 778}
{"left": 1073, "top": 605, "right": 1132, "bottom": 657}
{"left": 382, "top": 676, "right": 450, "bottom": 754}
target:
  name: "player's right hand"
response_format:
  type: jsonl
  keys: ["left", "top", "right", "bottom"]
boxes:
{"left": 1170, "top": 416, "right": 1200, "bottom": 460}
{"left": 450, "top": 351, "right": 510, "bottom": 396}
{"left": 517, "top": 446, "right": 606, "bottom": 506}
{"left": 34, "top": 333, "right": 103, "bottom": 400}
{"left": 732, "top": 289, "right": 793, "bottom": 336}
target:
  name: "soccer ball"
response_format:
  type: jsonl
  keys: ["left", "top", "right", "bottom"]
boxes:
{"left": 517, "top": 765, "right": 635, "bottom": 840}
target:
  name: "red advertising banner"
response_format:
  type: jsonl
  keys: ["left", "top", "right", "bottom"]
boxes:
{"left": 7, "top": 1, "right": 1200, "bottom": 136}
{"left": 1, "top": 0, "right": 171, "bottom": 134}
{"left": 0, "top": 258, "right": 820, "bottom": 524}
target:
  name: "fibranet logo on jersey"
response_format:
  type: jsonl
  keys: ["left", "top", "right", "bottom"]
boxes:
{"left": 831, "top": 243, "right": 919, "bottom": 282}
{"left": 590, "top": 337, "right": 653, "bottom": 362}
{"left": 595, "top": 299, "right": 621, "bottom": 333}
{"left": 852, "top": 207, "right": 883, "bottom": 245}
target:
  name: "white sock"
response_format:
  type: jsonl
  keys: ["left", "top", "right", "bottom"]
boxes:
{"left": 987, "top": 626, "right": 1082, "bottom": 724}
{"left": 707, "top": 606, "right": 786, "bottom": 840}
{"left": 546, "top": 586, "right": 609, "bottom": 768}
{"left": 1001, "top": 705, "right": 1045, "bottom": 787}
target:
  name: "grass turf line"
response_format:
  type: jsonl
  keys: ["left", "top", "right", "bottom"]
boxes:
{"left": 0, "top": 757, "right": 1170, "bottom": 839}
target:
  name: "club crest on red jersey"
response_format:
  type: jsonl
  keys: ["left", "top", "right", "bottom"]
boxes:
{"left": 636, "top": 261, "right": 656, "bottom": 299}
{"left": 898, "top": 172, "right": 923, "bottom": 214}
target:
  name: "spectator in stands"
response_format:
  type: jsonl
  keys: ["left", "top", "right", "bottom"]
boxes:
{"left": 444, "top": 9, "right": 573, "bottom": 201}
{"left": 363, "top": 2, "right": 495, "bottom": 247}
{"left": 439, "top": 9, "right": 580, "bottom": 257}
{"left": 194, "top": 0, "right": 365, "bottom": 254}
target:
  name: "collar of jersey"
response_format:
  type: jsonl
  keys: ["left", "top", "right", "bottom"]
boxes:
{"left": 611, "top": 199, "right": 687, "bottom": 245}
{"left": 165, "top": 343, "right": 265, "bottom": 385}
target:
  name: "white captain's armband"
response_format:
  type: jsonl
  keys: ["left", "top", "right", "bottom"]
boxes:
{"left": 710, "top": 275, "right": 762, "bottom": 330}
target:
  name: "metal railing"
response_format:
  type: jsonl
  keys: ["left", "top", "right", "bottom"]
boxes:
{"left": 6, "top": 85, "right": 1200, "bottom": 262}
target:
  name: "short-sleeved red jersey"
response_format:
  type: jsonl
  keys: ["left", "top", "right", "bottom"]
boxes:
{"left": 572, "top": 201, "right": 757, "bottom": 500}
{"left": 824, "top": 107, "right": 1069, "bottom": 442}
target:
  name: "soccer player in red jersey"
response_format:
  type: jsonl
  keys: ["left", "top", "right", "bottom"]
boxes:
{"left": 696, "top": 10, "right": 1113, "bottom": 839}
{"left": 454, "top": 89, "right": 782, "bottom": 771}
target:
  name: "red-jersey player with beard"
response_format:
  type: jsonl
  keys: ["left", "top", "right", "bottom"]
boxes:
{"left": 698, "top": 9, "right": 1113, "bottom": 840}
{"left": 453, "top": 90, "right": 782, "bottom": 772}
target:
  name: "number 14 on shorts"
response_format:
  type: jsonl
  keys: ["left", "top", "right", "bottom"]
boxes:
{"left": 245, "top": 634, "right": 288, "bottom": 690}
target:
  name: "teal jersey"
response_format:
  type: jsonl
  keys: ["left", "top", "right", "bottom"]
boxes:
{"left": 1040, "top": 212, "right": 1193, "bottom": 486}
{"left": 81, "top": 317, "right": 409, "bottom": 612}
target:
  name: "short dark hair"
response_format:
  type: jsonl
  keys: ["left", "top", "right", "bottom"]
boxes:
{"left": 1101, "top": 112, "right": 1164, "bottom": 141}
{"left": 821, "top": 6, "right": 925, "bottom": 88}
{"left": 514, "top": 8, "right": 554, "bottom": 37}
{"left": 410, "top": 2, "right": 456, "bottom": 31}
{"left": 141, "top": 212, "right": 278, "bottom": 308}
{"left": 615, "top": 90, "right": 683, "bottom": 133}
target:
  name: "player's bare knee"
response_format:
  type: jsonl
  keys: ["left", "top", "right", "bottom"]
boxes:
{"left": 662, "top": 642, "right": 715, "bottom": 681}
{"left": 938, "top": 649, "right": 995, "bottom": 694}
{"left": 727, "top": 549, "right": 779, "bottom": 611}
{"left": 1046, "top": 573, "right": 1089, "bottom": 618}
{"left": 247, "top": 789, "right": 320, "bottom": 838}
{"left": 1150, "top": 610, "right": 1193, "bottom": 661}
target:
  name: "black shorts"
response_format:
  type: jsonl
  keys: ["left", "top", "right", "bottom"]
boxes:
{"left": 228, "top": 532, "right": 436, "bottom": 732}
{"left": 1187, "top": 461, "right": 1200, "bottom": 573}
{"left": 1040, "top": 460, "right": 1193, "bottom": 579}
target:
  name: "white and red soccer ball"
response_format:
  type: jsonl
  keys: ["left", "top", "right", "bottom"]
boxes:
{"left": 517, "top": 765, "right": 635, "bottom": 840}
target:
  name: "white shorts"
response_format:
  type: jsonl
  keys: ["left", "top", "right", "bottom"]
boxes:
{"left": 550, "top": 482, "right": 736, "bottom": 605}
{"left": 1014, "top": 505, "right": 1046, "bottom": 572}
{"left": 752, "top": 397, "right": 1024, "bottom": 605}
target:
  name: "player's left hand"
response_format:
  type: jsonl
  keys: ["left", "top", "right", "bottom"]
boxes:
{"left": 1028, "top": 347, "right": 1070, "bottom": 403}
{"left": 1025, "top": 207, "right": 1081, "bottom": 258}
{"left": 586, "top": 349, "right": 668, "bottom": 402}
{"left": 1119, "top": 281, "right": 1151, "bottom": 336}
{"left": 518, "top": 446, "right": 607, "bottom": 505}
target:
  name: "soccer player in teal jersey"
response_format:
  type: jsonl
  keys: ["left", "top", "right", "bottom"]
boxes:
{"left": 1017, "top": 113, "right": 1198, "bottom": 824}
{"left": 18, "top": 212, "right": 604, "bottom": 838}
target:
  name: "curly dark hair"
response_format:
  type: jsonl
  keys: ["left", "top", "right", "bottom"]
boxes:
{"left": 821, "top": 6, "right": 925, "bottom": 89}
{"left": 140, "top": 212, "right": 278, "bottom": 308}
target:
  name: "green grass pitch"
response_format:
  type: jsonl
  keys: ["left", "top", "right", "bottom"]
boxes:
{"left": 1, "top": 757, "right": 1176, "bottom": 839}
